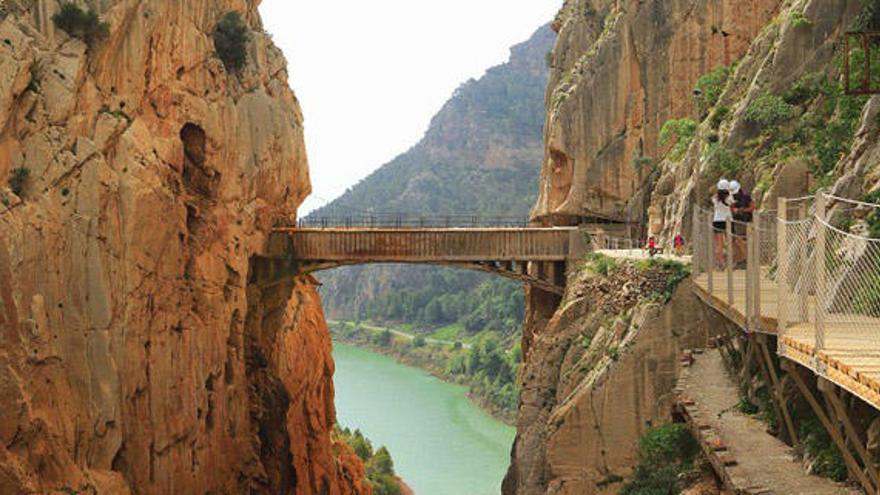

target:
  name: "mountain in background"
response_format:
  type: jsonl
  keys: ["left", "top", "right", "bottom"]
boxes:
{"left": 309, "top": 24, "right": 554, "bottom": 336}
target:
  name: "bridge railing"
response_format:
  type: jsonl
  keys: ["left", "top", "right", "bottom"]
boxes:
{"left": 297, "top": 214, "right": 531, "bottom": 229}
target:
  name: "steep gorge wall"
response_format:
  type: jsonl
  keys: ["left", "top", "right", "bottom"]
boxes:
{"left": 533, "top": 0, "right": 779, "bottom": 225}
{"left": 514, "top": 0, "right": 880, "bottom": 494}
{"left": 505, "top": 265, "right": 726, "bottom": 495}
{"left": 0, "top": 1, "right": 367, "bottom": 494}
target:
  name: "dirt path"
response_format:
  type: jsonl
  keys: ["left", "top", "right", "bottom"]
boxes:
{"left": 679, "top": 349, "right": 860, "bottom": 494}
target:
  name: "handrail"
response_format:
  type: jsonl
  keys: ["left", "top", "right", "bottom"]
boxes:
{"left": 693, "top": 191, "right": 880, "bottom": 375}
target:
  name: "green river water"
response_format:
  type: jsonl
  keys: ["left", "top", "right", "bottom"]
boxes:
{"left": 332, "top": 342, "right": 516, "bottom": 495}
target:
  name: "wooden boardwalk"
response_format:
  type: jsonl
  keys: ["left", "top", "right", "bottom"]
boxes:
{"left": 268, "top": 227, "right": 585, "bottom": 295}
{"left": 693, "top": 271, "right": 880, "bottom": 410}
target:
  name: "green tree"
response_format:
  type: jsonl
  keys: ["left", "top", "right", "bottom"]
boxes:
{"left": 52, "top": 3, "right": 109, "bottom": 45}
{"left": 214, "top": 12, "right": 250, "bottom": 72}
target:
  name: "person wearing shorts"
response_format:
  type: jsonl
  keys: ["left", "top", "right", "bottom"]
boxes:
{"left": 712, "top": 179, "right": 733, "bottom": 268}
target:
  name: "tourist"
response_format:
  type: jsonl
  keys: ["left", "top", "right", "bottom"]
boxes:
{"left": 712, "top": 179, "right": 733, "bottom": 269}
{"left": 674, "top": 233, "right": 685, "bottom": 256}
{"left": 730, "top": 180, "right": 754, "bottom": 266}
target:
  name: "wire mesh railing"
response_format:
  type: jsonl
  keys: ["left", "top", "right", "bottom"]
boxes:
{"left": 692, "top": 191, "right": 880, "bottom": 383}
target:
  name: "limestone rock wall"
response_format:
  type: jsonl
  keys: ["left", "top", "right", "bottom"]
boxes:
{"left": 0, "top": 1, "right": 368, "bottom": 494}
{"left": 533, "top": 0, "right": 779, "bottom": 224}
{"left": 504, "top": 264, "right": 726, "bottom": 495}
{"left": 648, "top": 0, "right": 865, "bottom": 240}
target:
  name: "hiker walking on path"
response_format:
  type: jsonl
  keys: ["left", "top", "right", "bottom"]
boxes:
{"left": 711, "top": 179, "right": 734, "bottom": 269}
{"left": 730, "top": 180, "right": 754, "bottom": 266}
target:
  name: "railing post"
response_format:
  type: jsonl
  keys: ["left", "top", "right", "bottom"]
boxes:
{"left": 692, "top": 209, "right": 700, "bottom": 265}
{"left": 777, "top": 198, "right": 788, "bottom": 342}
{"left": 753, "top": 224, "right": 761, "bottom": 329}
{"left": 746, "top": 223, "right": 754, "bottom": 330}
{"left": 798, "top": 203, "right": 809, "bottom": 323}
{"left": 726, "top": 218, "right": 734, "bottom": 305}
{"left": 815, "top": 193, "right": 827, "bottom": 357}
{"left": 706, "top": 211, "right": 714, "bottom": 294}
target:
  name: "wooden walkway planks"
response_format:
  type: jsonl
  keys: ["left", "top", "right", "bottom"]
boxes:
{"left": 693, "top": 271, "right": 880, "bottom": 411}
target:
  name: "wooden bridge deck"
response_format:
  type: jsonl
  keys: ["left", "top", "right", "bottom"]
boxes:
{"left": 693, "top": 271, "right": 880, "bottom": 410}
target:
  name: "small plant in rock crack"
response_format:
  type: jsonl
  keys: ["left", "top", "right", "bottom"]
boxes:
{"left": 608, "top": 346, "right": 620, "bottom": 361}
{"left": 581, "top": 334, "right": 593, "bottom": 349}
{"left": 9, "top": 167, "right": 29, "bottom": 196}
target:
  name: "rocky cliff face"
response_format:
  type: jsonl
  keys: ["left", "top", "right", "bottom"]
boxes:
{"left": 0, "top": 1, "right": 367, "bottom": 494}
{"left": 511, "top": 0, "right": 880, "bottom": 493}
{"left": 533, "top": 0, "right": 779, "bottom": 225}
{"left": 504, "top": 261, "right": 720, "bottom": 495}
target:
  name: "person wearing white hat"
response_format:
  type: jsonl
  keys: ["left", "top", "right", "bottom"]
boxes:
{"left": 711, "top": 179, "right": 734, "bottom": 268}
{"left": 730, "top": 180, "right": 755, "bottom": 265}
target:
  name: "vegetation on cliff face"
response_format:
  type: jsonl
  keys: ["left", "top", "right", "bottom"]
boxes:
{"left": 214, "top": 12, "right": 250, "bottom": 72}
{"left": 620, "top": 424, "right": 702, "bottom": 495}
{"left": 337, "top": 428, "right": 402, "bottom": 495}
{"left": 52, "top": 3, "right": 109, "bottom": 45}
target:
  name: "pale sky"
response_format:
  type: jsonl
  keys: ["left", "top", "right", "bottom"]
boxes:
{"left": 259, "top": 1, "right": 561, "bottom": 215}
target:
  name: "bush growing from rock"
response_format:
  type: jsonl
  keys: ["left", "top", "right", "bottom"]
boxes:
{"left": 705, "top": 143, "right": 743, "bottom": 175}
{"left": 745, "top": 93, "right": 795, "bottom": 128}
{"left": 659, "top": 118, "right": 697, "bottom": 161}
{"left": 214, "top": 12, "right": 250, "bottom": 73}
{"left": 693, "top": 65, "right": 730, "bottom": 118}
{"left": 9, "top": 167, "right": 29, "bottom": 196}
{"left": 52, "top": 3, "right": 109, "bottom": 45}
{"left": 620, "top": 423, "right": 700, "bottom": 494}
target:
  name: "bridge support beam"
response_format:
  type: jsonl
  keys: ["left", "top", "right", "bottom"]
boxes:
{"left": 756, "top": 335, "right": 799, "bottom": 448}
{"left": 783, "top": 360, "right": 878, "bottom": 495}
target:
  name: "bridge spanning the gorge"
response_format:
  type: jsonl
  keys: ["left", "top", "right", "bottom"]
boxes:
{"left": 256, "top": 197, "right": 880, "bottom": 493}
{"left": 260, "top": 215, "right": 600, "bottom": 295}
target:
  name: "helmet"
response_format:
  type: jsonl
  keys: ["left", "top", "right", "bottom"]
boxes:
{"left": 717, "top": 179, "right": 730, "bottom": 191}
{"left": 729, "top": 180, "right": 741, "bottom": 194}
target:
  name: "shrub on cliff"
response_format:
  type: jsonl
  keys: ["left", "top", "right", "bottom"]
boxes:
{"left": 214, "top": 12, "right": 250, "bottom": 73}
{"left": 9, "top": 167, "right": 29, "bottom": 196}
{"left": 744, "top": 93, "right": 795, "bottom": 128}
{"left": 659, "top": 118, "right": 697, "bottom": 161}
{"left": 693, "top": 66, "right": 730, "bottom": 119}
{"left": 52, "top": 3, "right": 109, "bottom": 45}
{"left": 705, "top": 143, "right": 743, "bottom": 176}
{"left": 620, "top": 423, "right": 700, "bottom": 495}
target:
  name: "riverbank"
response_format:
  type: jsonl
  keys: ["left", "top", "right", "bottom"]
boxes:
{"left": 329, "top": 321, "right": 518, "bottom": 425}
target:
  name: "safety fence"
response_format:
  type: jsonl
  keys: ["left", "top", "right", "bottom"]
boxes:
{"left": 692, "top": 192, "right": 880, "bottom": 375}
{"left": 297, "top": 214, "right": 531, "bottom": 229}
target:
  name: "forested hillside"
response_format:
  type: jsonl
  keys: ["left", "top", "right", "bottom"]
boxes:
{"left": 311, "top": 25, "right": 554, "bottom": 337}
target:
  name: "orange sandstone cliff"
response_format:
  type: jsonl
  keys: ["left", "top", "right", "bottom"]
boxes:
{"left": 0, "top": 1, "right": 369, "bottom": 494}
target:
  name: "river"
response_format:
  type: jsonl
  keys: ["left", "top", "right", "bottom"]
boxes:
{"left": 333, "top": 342, "right": 515, "bottom": 495}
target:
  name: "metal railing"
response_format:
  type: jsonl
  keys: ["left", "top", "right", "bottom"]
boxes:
{"left": 297, "top": 214, "right": 531, "bottom": 229}
{"left": 693, "top": 192, "right": 880, "bottom": 375}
